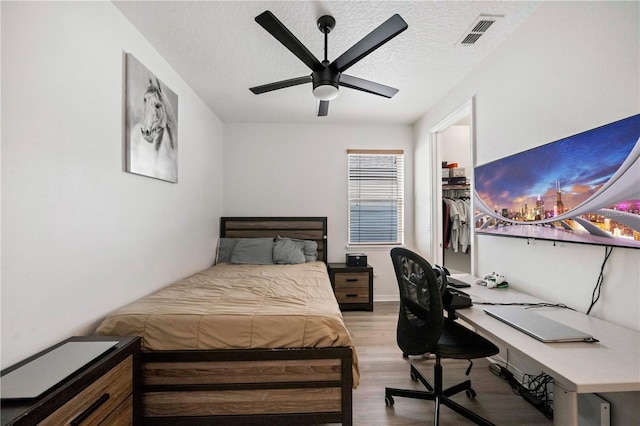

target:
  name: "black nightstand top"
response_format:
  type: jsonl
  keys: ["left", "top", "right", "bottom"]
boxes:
{"left": 328, "top": 262, "right": 372, "bottom": 272}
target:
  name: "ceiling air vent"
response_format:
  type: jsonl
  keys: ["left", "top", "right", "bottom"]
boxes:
{"left": 458, "top": 14, "right": 503, "bottom": 46}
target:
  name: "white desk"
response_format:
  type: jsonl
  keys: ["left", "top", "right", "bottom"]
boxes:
{"left": 450, "top": 274, "right": 640, "bottom": 426}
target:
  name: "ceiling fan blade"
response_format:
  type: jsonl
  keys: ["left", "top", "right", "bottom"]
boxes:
{"left": 331, "top": 14, "right": 408, "bottom": 73}
{"left": 250, "top": 75, "right": 312, "bottom": 94}
{"left": 317, "top": 100, "right": 329, "bottom": 116}
{"left": 255, "top": 11, "right": 323, "bottom": 71}
{"left": 339, "top": 74, "right": 399, "bottom": 98}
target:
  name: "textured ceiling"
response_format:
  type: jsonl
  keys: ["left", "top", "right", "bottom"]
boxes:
{"left": 114, "top": 1, "right": 540, "bottom": 125}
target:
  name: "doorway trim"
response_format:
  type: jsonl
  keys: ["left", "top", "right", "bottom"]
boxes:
{"left": 428, "top": 98, "right": 476, "bottom": 275}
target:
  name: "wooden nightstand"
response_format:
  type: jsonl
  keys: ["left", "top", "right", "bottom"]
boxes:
{"left": 328, "top": 263, "right": 373, "bottom": 311}
{"left": 1, "top": 336, "right": 140, "bottom": 426}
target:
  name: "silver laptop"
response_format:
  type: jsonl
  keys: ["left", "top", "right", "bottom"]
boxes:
{"left": 483, "top": 305, "right": 596, "bottom": 343}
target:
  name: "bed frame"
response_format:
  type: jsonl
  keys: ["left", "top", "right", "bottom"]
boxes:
{"left": 139, "top": 217, "right": 353, "bottom": 425}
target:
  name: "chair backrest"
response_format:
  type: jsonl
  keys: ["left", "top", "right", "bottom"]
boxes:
{"left": 390, "top": 247, "right": 444, "bottom": 356}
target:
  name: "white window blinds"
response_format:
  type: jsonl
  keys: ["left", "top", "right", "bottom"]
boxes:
{"left": 348, "top": 150, "right": 404, "bottom": 245}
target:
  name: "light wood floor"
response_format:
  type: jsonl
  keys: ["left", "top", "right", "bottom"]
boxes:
{"left": 341, "top": 302, "right": 552, "bottom": 425}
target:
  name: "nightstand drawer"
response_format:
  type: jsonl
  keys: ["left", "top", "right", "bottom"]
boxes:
{"left": 334, "top": 272, "right": 370, "bottom": 288}
{"left": 335, "top": 286, "right": 369, "bottom": 303}
{"left": 40, "top": 355, "right": 133, "bottom": 425}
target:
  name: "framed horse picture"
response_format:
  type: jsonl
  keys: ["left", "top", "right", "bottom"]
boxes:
{"left": 125, "top": 53, "right": 178, "bottom": 183}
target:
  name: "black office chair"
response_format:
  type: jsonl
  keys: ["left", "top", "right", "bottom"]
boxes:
{"left": 385, "top": 247, "right": 499, "bottom": 426}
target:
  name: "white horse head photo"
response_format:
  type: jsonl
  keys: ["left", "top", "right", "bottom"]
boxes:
{"left": 126, "top": 54, "right": 178, "bottom": 182}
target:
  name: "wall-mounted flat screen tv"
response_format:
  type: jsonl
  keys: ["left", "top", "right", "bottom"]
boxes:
{"left": 474, "top": 114, "right": 640, "bottom": 249}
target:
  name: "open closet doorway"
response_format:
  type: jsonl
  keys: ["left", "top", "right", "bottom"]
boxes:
{"left": 429, "top": 99, "right": 475, "bottom": 275}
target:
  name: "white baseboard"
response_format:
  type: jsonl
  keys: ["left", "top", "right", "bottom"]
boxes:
{"left": 373, "top": 295, "right": 399, "bottom": 302}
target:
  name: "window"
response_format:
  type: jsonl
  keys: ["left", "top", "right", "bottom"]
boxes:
{"left": 348, "top": 149, "right": 404, "bottom": 245}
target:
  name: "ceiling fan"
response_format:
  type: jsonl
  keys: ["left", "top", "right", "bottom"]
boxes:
{"left": 249, "top": 11, "right": 408, "bottom": 116}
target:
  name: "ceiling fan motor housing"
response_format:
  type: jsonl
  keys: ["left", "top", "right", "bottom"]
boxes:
{"left": 312, "top": 65, "right": 340, "bottom": 91}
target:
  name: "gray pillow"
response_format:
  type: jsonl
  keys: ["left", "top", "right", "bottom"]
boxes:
{"left": 230, "top": 238, "right": 274, "bottom": 264}
{"left": 302, "top": 240, "right": 318, "bottom": 262}
{"left": 216, "top": 238, "right": 237, "bottom": 264}
{"left": 276, "top": 236, "right": 318, "bottom": 262}
{"left": 273, "top": 238, "right": 306, "bottom": 264}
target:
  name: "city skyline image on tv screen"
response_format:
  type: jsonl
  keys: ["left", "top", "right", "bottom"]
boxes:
{"left": 474, "top": 114, "right": 640, "bottom": 249}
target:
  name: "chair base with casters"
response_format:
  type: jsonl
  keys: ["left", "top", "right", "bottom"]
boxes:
{"left": 385, "top": 356, "right": 494, "bottom": 426}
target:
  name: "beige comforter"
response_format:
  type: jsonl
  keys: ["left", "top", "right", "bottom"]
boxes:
{"left": 96, "top": 261, "right": 359, "bottom": 386}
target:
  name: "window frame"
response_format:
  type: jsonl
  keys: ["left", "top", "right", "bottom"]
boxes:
{"left": 347, "top": 149, "right": 405, "bottom": 246}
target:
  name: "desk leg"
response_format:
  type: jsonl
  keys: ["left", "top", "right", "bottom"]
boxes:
{"left": 554, "top": 382, "right": 578, "bottom": 426}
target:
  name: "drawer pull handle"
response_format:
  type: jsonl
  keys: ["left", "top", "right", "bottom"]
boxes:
{"left": 345, "top": 278, "right": 358, "bottom": 282}
{"left": 346, "top": 293, "right": 358, "bottom": 297}
{"left": 71, "top": 393, "right": 110, "bottom": 425}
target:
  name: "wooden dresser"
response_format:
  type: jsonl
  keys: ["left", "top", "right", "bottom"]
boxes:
{"left": 328, "top": 263, "right": 374, "bottom": 311}
{"left": 1, "top": 336, "right": 140, "bottom": 426}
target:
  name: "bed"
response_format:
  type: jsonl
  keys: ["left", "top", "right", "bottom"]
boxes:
{"left": 95, "top": 217, "right": 357, "bottom": 425}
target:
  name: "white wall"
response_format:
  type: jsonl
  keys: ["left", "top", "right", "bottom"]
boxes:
{"left": 223, "top": 123, "right": 413, "bottom": 301}
{"left": 441, "top": 125, "right": 471, "bottom": 172}
{"left": 1, "top": 2, "right": 224, "bottom": 368}
{"left": 415, "top": 1, "right": 640, "bottom": 332}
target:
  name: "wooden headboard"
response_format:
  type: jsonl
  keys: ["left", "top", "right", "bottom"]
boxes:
{"left": 220, "top": 217, "right": 328, "bottom": 263}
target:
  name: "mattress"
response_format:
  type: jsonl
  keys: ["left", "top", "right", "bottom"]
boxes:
{"left": 95, "top": 261, "right": 359, "bottom": 386}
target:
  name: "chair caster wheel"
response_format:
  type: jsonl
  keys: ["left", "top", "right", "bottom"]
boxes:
{"left": 385, "top": 395, "right": 395, "bottom": 407}
{"left": 466, "top": 388, "right": 477, "bottom": 399}
{"left": 410, "top": 371, "right": 418, "bottom": 381}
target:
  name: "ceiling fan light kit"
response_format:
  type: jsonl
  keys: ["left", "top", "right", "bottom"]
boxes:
{"left": 250, "top": 10, "right": 408, "bottom": 116}
{"left": 313, "top": 84, "right": 339, "bottom": 101}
